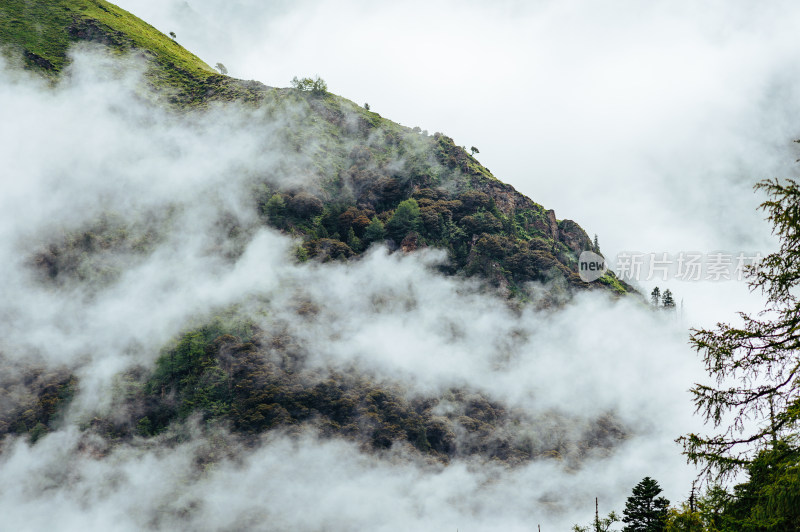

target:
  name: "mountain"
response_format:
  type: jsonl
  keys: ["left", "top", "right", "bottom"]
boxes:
{"left": 1, "top": 0, "right": 632, "bottom": 295}
{"left": 0, "top": 1, "right": 633, "bottom": 473}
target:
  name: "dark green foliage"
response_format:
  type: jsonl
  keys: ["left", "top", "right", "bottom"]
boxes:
{"left": 507, "top": 249, "right": 571, "bottom": 283}
{"left": 287, "top": 192, "right": 324, "bottom": 218}
{"left": 661, "top": 289, "right": 675, "bottom": 310}
{"left": 680, "top": 179, "right": 800, "bottom": 481}
{"left": 363, "top": 216, "right": 387, "bottom": 244}
{"left": 139, "top": 328, "right": 443, "bottom": 453}
{"left": 719, "top": 442, "right": 800, "bottom": 531}
{"left": 303, "top": 238, "right": 354, "bottom": 261}
{"left": 145, "top": 324, "right": 245, "bottom": 425}
{"left": 665, "top": 447, "right": 800, "bottom": 531}
{"left": 263, "top": 193, "right": 287, "bottom": 227}
{"left": 386, "top": 198, "right": 421, "bottom": 241}
{"left": 623, "top": 477, "right": 670, "bottom": 532}
{"left": 82, "top": 320, "right": 626, "bottom": 463}
{"left": 457, "top": 190, "right": 494, "bottom": 214}
{"left": 346, "top": 227, "right": 363, "bottom": 252}
{"left": 651, "top": 287, "right": 661, "bottom": 308}
{"left": 0, "top": 362, "right": 76, "bottom": 439}
{"left": 474, "top": 234, "right": 515, "bottom": 261}
{"left": 459, "top": 211, "right": 502, "bottom": 236}
{"left": 136, "top": 416, "right": 154, "bottom": 437}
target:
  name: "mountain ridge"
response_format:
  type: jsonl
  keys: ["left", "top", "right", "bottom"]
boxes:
{"left": 1, "top": 0, "right": 632, "bottom": 301}
{"left": 0, "top": 0, "right": 635, "bottom": 465}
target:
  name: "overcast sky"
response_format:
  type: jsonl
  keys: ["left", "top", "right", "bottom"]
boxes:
{"left": 110, "top": 0, "right": 800, "bottom": 326}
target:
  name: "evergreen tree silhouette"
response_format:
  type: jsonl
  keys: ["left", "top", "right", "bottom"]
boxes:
{"left": 650, "top": 287, "right": 661, "bottom": 308}
{"left": 622, "top": 477, "right": 670, "bottom": 532}
{"left": 661, "top": 289, "right": 675, "bottom": 311}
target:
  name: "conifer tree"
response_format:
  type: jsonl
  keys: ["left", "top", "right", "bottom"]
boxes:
{"left": 346, "top": 227, "right": 363, "bottom": 253}
{"left": 264, "top": 193, "right": 286, "bottom": 227}
{"left": 622, "top": 477, "right": 670, "bottom": 532}
{"left": 679, "top": 178, "right": 800, "bottom": 480}
{"left": 661, "top": 289, "right": 675, "bottom": 310}
{"left": 650, "top": 287, "right": 661, "bottom": 308}
{"left": 364, "top": 216, "right": 386, "bottom": 244}
{"left": 386, "top": 199, "right": 421, "bottom": 241}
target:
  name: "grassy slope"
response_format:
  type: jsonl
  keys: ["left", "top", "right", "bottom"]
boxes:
{"left": 0, "top": 0, "right": 213, "bottom": 75}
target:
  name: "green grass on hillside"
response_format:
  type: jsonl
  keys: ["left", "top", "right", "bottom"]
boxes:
{"left": 0, "top": 0, "right": 214, "bottom": 77}
{"left": 0, "top": 0, "right": 221, "bottom": 103}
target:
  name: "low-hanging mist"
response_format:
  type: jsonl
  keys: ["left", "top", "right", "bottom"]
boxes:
{"left": 0, "top": 45, "right": 710, "bottom": 530}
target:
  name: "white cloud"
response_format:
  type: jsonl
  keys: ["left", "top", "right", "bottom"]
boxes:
{"left": 0, "top": 424, "right": 699, "bottom": 531}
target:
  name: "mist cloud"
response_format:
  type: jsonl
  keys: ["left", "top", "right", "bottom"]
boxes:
{"left": 0, "top": 39, "right": 719, "bottom": 530}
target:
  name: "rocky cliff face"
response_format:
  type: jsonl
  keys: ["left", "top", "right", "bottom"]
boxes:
{"left": 558, "top": 219, "right": 593, "bottom": 254}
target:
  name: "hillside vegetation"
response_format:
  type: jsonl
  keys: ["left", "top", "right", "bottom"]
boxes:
{"left": 0, "top": 0, "right": 633, "bottom": 464}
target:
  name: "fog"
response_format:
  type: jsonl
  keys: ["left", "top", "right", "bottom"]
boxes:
{"left": 4, "top": 2, "right": 800, "bottom": 528}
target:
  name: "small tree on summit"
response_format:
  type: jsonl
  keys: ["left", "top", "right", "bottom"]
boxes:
{"left": 622, "top": 477, "right": 670, "bottom": 532}
{"left": 291, "top": 75, "right": 328, "bottom": 95}
{"left": 215, "top": 63, "right": 228, "bottom": 75}
{"left": 470, "top": 146, "right": 480, "bottom": 155}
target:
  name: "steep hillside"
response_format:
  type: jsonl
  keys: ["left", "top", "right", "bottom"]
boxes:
{"left": 1, "top": 0, "right": 631, "bottom": 297}
{"left": 0, "top": 0, "right": 633, "bottom": 465}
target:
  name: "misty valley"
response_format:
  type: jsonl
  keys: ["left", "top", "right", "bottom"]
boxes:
{"left": 1, "top": 1, "right": 799, "bottom": 531}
